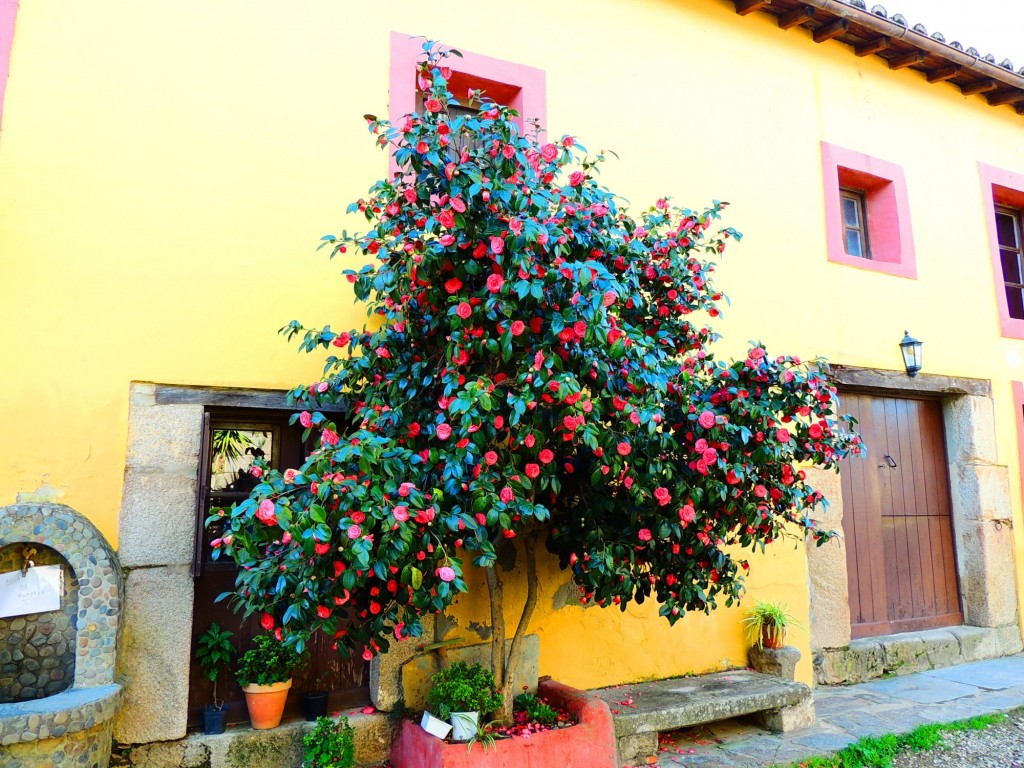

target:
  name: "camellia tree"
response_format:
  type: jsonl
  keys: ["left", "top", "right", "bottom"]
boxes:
{"left": 212, "top": 41, "right": 862, "bottom": 723}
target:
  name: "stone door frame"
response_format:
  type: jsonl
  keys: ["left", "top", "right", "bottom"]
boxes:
{"left": 113, "top": 382, "right": 408, "bottom": 745}
{"left": 807, "top": 366, "right": 1020, "bottom": 652}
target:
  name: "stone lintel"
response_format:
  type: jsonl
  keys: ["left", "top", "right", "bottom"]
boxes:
{"left": 830, "top": 366, "right": 991, "bottom": 397}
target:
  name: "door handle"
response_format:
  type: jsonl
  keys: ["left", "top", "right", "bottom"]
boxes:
{"left": 883, "top": 454, "right": 897, "bottom": 469}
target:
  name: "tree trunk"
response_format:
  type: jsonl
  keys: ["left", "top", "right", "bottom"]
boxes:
{"left": 486, "top": 530, "right": 540, "bottom": 725}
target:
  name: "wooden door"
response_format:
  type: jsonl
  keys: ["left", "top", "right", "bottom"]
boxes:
{"left": 187, "top": 411, "right": 369, "bottom": 728}
{"left": 839, "top": 393, "right": 961, "bottom": 638}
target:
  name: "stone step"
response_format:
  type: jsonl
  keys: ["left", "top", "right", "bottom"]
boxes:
{"left": 592, "top": 669, "right": 814, "bottom": 765}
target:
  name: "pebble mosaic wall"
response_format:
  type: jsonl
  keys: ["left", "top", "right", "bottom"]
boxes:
{"left": 0, "top": 545, "right": 77, "bottom": 703}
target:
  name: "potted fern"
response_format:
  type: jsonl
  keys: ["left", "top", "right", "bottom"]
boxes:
{"left": 236, "top": 634, "right": 304, "bottom": 730}
{"left": 425, "top": 662, "right": 503, "bottom": 742}
{"left": 195, "top": 623, "right": 235, "bottom": 735}
{"left": 742, "top": 601, "right": 803, "bottom": 649}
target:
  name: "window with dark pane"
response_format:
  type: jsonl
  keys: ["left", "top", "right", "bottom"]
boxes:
{"left": 840, "top": 188, "right": 870, "bottom": 259}
{"left": 997, "top": 206, "right": 1024, "bottom": 320}
{"left": 189, "top": 409, "right": 368, "bottom": 729}
{"left": 419, "top": 93, "right": 489, "bottom": 156}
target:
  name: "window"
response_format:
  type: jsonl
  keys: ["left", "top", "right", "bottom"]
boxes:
{"left": 979, "top": 163, "right": 1024, "bottom": 338}
{"left": 997, "top": 206, "right": 1024, "bottom": 319}
{"left": 389, "top": 32, "right": 546, "bottom": 174}
{"left": 821, "top": 142, "right": 916, "bottom": 279}
{"left": 841, "top": 188, "right": 870, "bottom": 259}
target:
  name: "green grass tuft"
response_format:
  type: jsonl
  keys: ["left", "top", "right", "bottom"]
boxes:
{"left": 778, "top": 713, "right": 1006, "bottom": 768}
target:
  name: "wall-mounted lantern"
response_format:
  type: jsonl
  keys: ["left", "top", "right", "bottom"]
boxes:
{"left": 899, "top": 331, "right": 923, "bottom": 378}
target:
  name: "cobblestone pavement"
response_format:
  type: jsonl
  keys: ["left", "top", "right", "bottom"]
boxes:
{"left": 648, "top": 656, "right": 1024, "bottom": 767}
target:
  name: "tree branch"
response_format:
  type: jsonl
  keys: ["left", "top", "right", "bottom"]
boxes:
{"left": 485, "top": 564, "right": 505, "bottom": 687}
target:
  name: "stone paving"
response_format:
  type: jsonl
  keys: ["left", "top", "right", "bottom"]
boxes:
{"left": 646, "top": 655, "right": 1024, "bottom": 767}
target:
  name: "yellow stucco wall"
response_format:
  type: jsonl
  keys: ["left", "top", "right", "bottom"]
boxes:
{"left": 2, "top": 0, "right": 1024, "bottom": 689}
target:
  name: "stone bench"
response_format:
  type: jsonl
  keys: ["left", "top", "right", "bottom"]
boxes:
{"left": 593, "top": 648, "right": 814, "bottom": 766}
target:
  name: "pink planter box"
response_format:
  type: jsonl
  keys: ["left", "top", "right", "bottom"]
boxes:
{"left": 390, "top": 678, "right": 617, "bottom": 768}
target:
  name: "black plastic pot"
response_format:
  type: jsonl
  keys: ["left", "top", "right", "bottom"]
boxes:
{"left": 203, "top": 705, "right": 228, "bottom": 735}
{"left": 301, "top": 691, "right": 330, "bottom": 721}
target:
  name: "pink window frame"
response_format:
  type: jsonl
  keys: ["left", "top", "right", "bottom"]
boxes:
{"left": 979, "top": 162, "right": 1024, "bottom": 339}
{"left": 388, "top": 32, "right": 546, "bottom": 176}
{"left": 1014, "top": 382, "right": 1024, "bottom": 512}
{"left": 821, "top": 141, "right": 917, "bottom": 279}
{"left": 0, "top": 0, "right": 19, "bottom": 133}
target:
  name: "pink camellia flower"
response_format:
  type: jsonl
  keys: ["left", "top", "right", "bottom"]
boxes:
{"left": 424, "top": 98, "right": 442, "bottom": 113}
{"left": 533, "top": 351, "right": 545, "bottom": 370}
{"left": 697, "top": 411, "right": 716, "bottom": 429}
{"left": 524, "top": 434, "right": 536, "bottom": 448}
{"left": 399, "top": 482, "right": 415, "bottom": 497}
{"left": 754, "top": 485, "right": 768, "bottom": 499}
{"left": 602, "top": 290, "right": 617, "bottom": 307}
{"left": 437, "top": 210, "right": 455, "bottom": 229}
{"left": 314, "top": 542, "right": 330, "bottom": 555}
{"left": 282, "top": 532, "right": 292, "bottom": 544}
{"left": 562, "top": 136, "right": 575, "bottom": 148}
{"left": 456, "top": 302, "right": 472, "bottom": 319}
{"left": 436, "top": 423, "right": 452, "bottom": 440}
{"left": 250, "top": 466, "right": 263, "bottom": 478}
{"left": 437, "top": 566, "right": 456, "bottom": 583}
{"left": 490, "top": 236, "right": 505, "bottom": 255}
{"left": 776, "top": 428, "right": 791, "bottom": 443}
{"left": 283, "top": 468, "right": 298, "bottom": 484}
{"left": 539, "top": 449, "right": 554, "bottom": 464}
{"left": 299, "top": 411, "right": 313, "bottom": 428}
{"left": 510, "top": 320, "right": 526, "bottom": 336}
{"left": 569, "top": 171, "right": 585, "bottom": 187}
{"left": 486, "top": 273, "right": 505, "bottom": 293}
{"left": 499, "top": 486, "right": 514, "bottom": 503}
{"left": 809, "top": 423, "right": 824, "bottom": 439}
{"left": 525, "top": 463, "right": 540, "bottom": 479}
{"left": 256, "top": 500, "right": 278, "bottom": 526}
{"left": 394, "top": 623, "right": 406, "bottom": 641}
{"left": 347, "top": 524, "right": 362, "bottom": 540}
{"left": 617, "top": 441, "right": 631, "bottom": 456}
{"left": 450, "top": 197, "right": 466, "bottom": 213}
{"left": 322, "top": 428, "right": 340, "bottom": 447}
{"left": 393, "top": 505, "right": 409, "bottom": 522}
{"left": 638, "top": 528, "right": 652, "bottom": 542}
{"left": 679, "top": 505, "right": 696, "bottom": 524}
{"left": 261, "top": 612, "right": 275, "bottom": 630}
{"left": 653, "top": 487, "right": 671, "bottom": 506}
{"left": 362, "top": 647, "right": 374, "bottom": 662}
{"left": 484, "top": 451, "right": 498, "bottom": 466}
{"left": 444, "top": 277, "right": 463, "bottom": 294}
{"left": 317, "top": 605, "right": 331, "bottom": 619}
{"left": 540, "top": 143, "right": 559, "bottom": 162}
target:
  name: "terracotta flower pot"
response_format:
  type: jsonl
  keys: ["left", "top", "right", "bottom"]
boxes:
{"left": 242, "top": 679, "right": 292, "bottom": 729}
{"left": 761, "top": 625, "right": 786, "bottom": 650}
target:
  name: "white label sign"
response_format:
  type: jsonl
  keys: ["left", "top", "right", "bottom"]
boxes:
{"left": 0, "top": 566, "right": 63, "bottom": 618}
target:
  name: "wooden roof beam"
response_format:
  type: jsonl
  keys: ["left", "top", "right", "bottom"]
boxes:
{"left": 855, "top": 36, "right": 890, "bottom": 57}
{"left": 927, "top": 65, "right": 961, "bottom": 84}
{"left": 888, "top": 51, "right": 925, "bottom": 71}
{"left": 779, "top": 6, "right": 816, "bottom": 30}
{"left": 961, "top": 79, "right": 998, "bottom": 96}
{"left": 735, "top": 0, "right": 771, "bottom": 16}
{"left": 813, "top": 19, "right": 849, "bottom": 44}
{"left": 987, "top": 89, "right": 1024, "bottom": 107}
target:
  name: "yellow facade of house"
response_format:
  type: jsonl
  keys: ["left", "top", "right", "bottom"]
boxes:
{"left": 2, "top": 0, "right": 1024, "bottom": 740}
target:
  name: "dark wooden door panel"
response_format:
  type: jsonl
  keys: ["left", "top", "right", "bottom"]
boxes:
{"left": 841, "top": 392, "right": 961, "bottom": 639}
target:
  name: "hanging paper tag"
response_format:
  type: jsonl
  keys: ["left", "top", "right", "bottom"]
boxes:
{"left": 0, "top": 565, "right": 63, "bottom": 618}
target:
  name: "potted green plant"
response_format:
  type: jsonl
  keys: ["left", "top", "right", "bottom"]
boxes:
{"left": 301, "top": 670, "right": 331, "bottom": 722}
{"left": 741, "top": 601, "right": 804, "bottom": 649}
{"left": 425, "top": 662, "right": 503, "bottom": 742}
{"left": 236, "top": 633, "right": 304, "bottom": 730}
{"left": 195, "top": 623, "right": 235, "bottom": 735}
{"left": 303, "top": 715, "right": 355, "bottom": 768}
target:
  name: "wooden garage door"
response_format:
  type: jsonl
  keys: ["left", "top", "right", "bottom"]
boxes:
{"left": 839, "top": 393, "right": 962, "bottom": 638}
